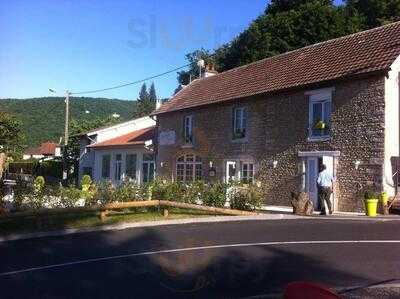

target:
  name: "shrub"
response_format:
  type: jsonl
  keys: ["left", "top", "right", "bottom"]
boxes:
{"left": 230, "top": 185, "right": 263, "bottom": 211}
{"left": 364, "top": 190, "right": 377, "bottom": 200}
{"left": 81, "top": 175, "right": 92, "bottom": 191}
{"left": 33, "top": 176, "right": 45, "bottom": 193}
{"left": 202, "top": 182, "right": 227, "bottom": 207}
{"left": 182, "top": 181, "right": 207, "bottom": 204}
{"left": 148, "top": 180, "right": 185, "bottom": 202}
{"left": 59, "top": 185, "right": 83, "bottom": 208}
{"left": 91, "top": 181, "right": 115, "bottom": 205}
{"left": 112, "top": 181, "right": 143, "bottom": 202}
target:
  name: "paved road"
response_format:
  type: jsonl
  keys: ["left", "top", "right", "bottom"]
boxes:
{"left": 0, "top": 218, "right": 400, "bottom": 298}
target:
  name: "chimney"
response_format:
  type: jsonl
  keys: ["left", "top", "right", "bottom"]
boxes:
{"left": 156, "top": 98, "right": 162, "bottom": 110}
{"left": 203, "top": 63, "right": 218, "bottom": 78}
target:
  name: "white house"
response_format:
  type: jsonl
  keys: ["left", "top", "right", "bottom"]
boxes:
{"left": 78, "top": 116, "right": 156, "bottom": 185}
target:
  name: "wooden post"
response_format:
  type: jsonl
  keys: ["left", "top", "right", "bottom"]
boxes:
{"left": 163, "top": 209, "right": 169, "bottom": 218}
{"left": 100, "top": 210, "right": 108, "bottom": 222}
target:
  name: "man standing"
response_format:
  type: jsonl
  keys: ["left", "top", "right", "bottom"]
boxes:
{"left": 317, "top": 164, "right": 334, "bottom": 215}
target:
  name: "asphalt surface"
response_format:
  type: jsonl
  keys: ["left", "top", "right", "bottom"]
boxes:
{"left": 0, "top": 218, "right": 400, "bottom": 298}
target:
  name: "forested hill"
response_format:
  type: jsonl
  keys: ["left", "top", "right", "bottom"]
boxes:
{"left": 0, "top": 97, "right": 135, "bottom": 147}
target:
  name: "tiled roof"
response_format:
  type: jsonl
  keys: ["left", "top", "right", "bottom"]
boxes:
{"left": 26, "top": 142, "right": 59, "bottom": 156}
{"left": 88, "top": 126, "right": 155, "bottom": 148}
{"left": 154, "top": 22, "right": 400, "bottom": 115}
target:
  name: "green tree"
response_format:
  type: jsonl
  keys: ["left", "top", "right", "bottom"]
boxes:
{"left": 346, "top": 0, "right": 400, "bottom": 28}
{"left": 177, "top": 48, "right": 215, "bottom": 85}
{"left": 149, "top": 82, "right": 157, "bottom": 102}
{"left": 135, "top": 83, "right": 156, "bottom": 117}
{"left": 177, "top": 0, "right": 364, "bottom": 76}
{"left": 0, "top": 111, "right": 25, "bottom": 158}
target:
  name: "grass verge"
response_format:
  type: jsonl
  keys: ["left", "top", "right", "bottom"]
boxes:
{"left": 0, "top": 207, "right": 217, "bottom": 236}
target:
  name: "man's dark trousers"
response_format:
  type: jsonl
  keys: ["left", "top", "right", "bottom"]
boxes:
{"left": 318, "top": 186, "right": 332, "bottom": 214}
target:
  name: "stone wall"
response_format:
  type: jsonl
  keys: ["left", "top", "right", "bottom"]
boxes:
{"left": 156, "top": 74, "right": 386, "bottom": 212}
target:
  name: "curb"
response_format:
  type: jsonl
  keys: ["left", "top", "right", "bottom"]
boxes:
{"left": 0, "top": 214, "right": 296, "bottom": 243}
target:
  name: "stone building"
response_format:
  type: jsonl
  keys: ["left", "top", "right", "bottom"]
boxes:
{"left": 153, "top": 22, "right": 400, "bottom": 212}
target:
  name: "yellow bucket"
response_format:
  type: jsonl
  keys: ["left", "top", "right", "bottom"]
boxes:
{"left": 365, "top": 199, "right": 378, "bottom": 217}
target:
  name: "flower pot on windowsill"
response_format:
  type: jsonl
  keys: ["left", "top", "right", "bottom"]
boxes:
{"left": 314, "top": 121, "right": 326, "bottom": 130}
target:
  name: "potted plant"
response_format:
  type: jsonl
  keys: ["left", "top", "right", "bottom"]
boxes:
{"left": 380, "top": 191, "right": 388, "bottom": 206}
{"left": 380, "top": 191, "right": 389, "bottom": 215}
{"left": 314, "top": 120, "right": 326, "bottom": 130}
{"left": 364, "top": 190, "right": 378, "bottom": 217}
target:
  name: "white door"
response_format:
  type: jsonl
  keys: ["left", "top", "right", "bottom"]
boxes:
{"left": 226, "top": 161, "right": 237, "bottom": 183}
{"left": 322, "top": 155, "right": 335, "bottom": 210}
{"left": 306, "top": 157, "right": 319, "bottom": 208}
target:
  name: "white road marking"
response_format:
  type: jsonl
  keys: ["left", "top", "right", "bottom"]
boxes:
{"left": 1, "top": 240, "right": 400, "bottom": 277}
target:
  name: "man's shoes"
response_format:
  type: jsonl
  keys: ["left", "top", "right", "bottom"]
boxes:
{"left": 329, "top": 210, "right": 333, "bottom": 215}
{"left": 320, "top": 211, "right": 326, "bottom": 215}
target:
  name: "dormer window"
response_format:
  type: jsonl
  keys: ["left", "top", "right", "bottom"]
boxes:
{"left": 184, "top": 115, "right": 193, "bottom": 144}
{"left": 233, "top": 107, "right": 247, "bottom": 139}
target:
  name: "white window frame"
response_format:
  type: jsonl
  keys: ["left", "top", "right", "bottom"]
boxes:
{"left": 142, "top": 153, "right": 155, "bottom": 183}
{"left": 114, "top": 153, "right": 123, "bottom": 181}
{"left": 308, "top": 91, "right": 332, "bottom": 140}
{"left": 233, "top": 107, "right": 247, "bottom": 139}
{"left": 176, "top": 154, "right": 202, "bottom": 182}
{"left": 184, "top": 115, "right": 193, "bottom": 144}
{"left": 240, "top": 162, "right": 254, "bottom": 183}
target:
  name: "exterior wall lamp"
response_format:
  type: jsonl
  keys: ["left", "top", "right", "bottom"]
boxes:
{"left": 354, "top": 160, "right": 361, "bottom": 170}
{"left": 273, "top": 160, "right": 278, "bottom": 169}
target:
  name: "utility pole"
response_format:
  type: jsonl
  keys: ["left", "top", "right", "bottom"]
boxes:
{"left": 64, "top": 91, "right": 70, "bottom": 146}
{"left": 63, "top": 90, "right": 70, "bottom": 182}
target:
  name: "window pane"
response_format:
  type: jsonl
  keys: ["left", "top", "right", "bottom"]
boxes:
{"left": 101, "top": 155, "right": 110, "bottom": 179}
{"left": 312, "top": 102, "right": 323, "bottom": 136}
{"left": 126, "top": 154, "right": 137, "bottom": 179}
{"left": 149, "top": 162, "right": 155, "bottom": 182}
{"left": 186, "top": 154, "right": 194, "bottom": 162}
{"left": 177, "top": 163, "right": 184, "bottom": 181}
{"left": 142, "top": 163, "right": 148, "bottom": 183}
{"left": 186, "top": 164, "right": 194, "bottom": 181}
{"left": 177, "top": 156, "right": 184, "bottom": 162}
{"left": 195, "top": 164, "right": 202, "bottom": 180}
{"left": 323, "top": 101, "right": 331, "bottom": 136}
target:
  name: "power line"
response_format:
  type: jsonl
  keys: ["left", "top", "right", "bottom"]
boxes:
{"left": 70, "top": 63, "right": 191, "bottom": 95}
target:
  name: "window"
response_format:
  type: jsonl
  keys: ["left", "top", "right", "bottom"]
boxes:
{"left": 126, "top": 154, "right": 137, "bottom": 180}
{"left": 142, "top": 153, "right": 155, "bottom": 183}
{"left": 101, "top": 155, "right": 111, "bottom": 179}
{"left": 176, "top": 154, "right": 202, "bottom": 182}
{"left": 115, "top": 154, "right": 122, "bottom": 181}
{"left": 184, "top": 115, "right": 193, "bottom": 144}
{"left": 309, "top": 93, "right": 332, "bottom": 139}
{"left": 233, "top": 107, "right": 247, "bottom": 139}
{"left": 241, "top": 162, "right": 254, "bottom": 183}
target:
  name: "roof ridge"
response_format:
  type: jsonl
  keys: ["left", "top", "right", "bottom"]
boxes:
{"left": 195, "top": 21, "right": 400, "bottom": 81}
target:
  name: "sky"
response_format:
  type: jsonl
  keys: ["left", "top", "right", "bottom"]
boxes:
{"left": 0, "top": 0, "right": 268, "bottom": 100}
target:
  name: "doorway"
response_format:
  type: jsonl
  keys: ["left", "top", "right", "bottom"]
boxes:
{"left": 226, "top": 161, "right": 237, "bottom": 183}
{"left": 304, "top": 155, "right": 335, "bottom": 211}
